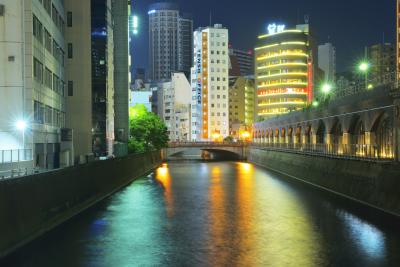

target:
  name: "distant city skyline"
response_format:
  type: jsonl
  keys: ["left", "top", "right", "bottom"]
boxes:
{"left": 131, "top": 0, "right": 395, "bottom": 74}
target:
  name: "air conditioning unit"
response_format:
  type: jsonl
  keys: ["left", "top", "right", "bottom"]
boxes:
{"left": 0, "top": 5, "right": 4, "bottom": 16}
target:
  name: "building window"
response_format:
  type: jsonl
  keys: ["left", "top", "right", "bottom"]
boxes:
{"left": 33, "top": 57, "right": 43, "bottom": 83}
{"left": 33, "top": 15, "right": 43, "bottom": 43}
{"left": 44, "top": 28, "right": 52, "bottom": 53}
{"left": 67, "top": 12, "right": 72, "bottom": 27}
{"left": 68, "top": 81, "right": 73, "bottom": 96}
{"left": 68, "top": 43, "right": 73, "bottom": 58}
{"left": 44, "top": 68, "right": 52, "bottom": 89}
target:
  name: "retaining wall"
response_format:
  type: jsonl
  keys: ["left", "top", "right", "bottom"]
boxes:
{"left": 248, "top": 148, "right": 400, "bottom": 216}
{"left": 0, "top": 151, "right": 163, "bottom": 257}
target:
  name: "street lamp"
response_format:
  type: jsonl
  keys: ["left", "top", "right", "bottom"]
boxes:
{"left": 16, "top": 120, "right": 27, "bottom": 148}
{"left": 358, "top": 61, "right": 370, "bottom": 90}
{"left": 312, "top": 101, "right": 319, "bottom": 107}
{"left": 321, "top": 83, "right": 332, "bottom": 94}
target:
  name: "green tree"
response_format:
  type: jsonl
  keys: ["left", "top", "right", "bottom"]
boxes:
{"left": 128, "top": 104, "right": 169, "bottom": 153}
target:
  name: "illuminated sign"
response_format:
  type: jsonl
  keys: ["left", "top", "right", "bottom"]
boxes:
{"left": 267, "top": 24, "right": 286, "bottom": 35}
{"left": 130, "top": 15, "right": 139, "bottom": 35}
{"left": 196, "top": 50, "right": 202, "bottom": 105}
{"left": 148, "top": 10, "right": 156, "bottom": 15}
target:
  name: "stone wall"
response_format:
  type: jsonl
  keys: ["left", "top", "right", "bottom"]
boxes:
{"left": 248, "top": 148, "right": 400, "bottom": 216}
{"left": 0, "top": 151, "right": 163, "bottom": 258}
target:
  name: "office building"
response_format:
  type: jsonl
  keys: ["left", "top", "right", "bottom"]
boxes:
{"left": 155, "top": 73, "right": 192, "bottom": 141}
{"left": 229, "top": 77, "right": 255, "bottom": 137}
{"left": 112, "top": 0, "right": 129, "bottom": 157}
{"left": 0, "top": 0, "right": 70, "bottom": 172}
{"left": 318, "top": 42, "right": 336, "bottom": 82}
{"left": 148, "top": 2, "right": 193, "bottom": 81}
{"left": 366, "top": 43, "right": 396, "bottom": 83}
{"left": 66, "top": 0, "right": 118, "bottom": 160}
{"left": 229, "top": 48, "right": 254, "bottom": 76}
{"left": 255, "top": 23, "right": 315, "bottom": 119}
{"left": 191, "top": 24, "right": 229, "bottom": 141}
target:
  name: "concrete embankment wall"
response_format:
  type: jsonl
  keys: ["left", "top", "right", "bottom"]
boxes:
{"left": 0, "top": 151, "right": 163, "bottom": 258}
{"left": 248, "top": 148, "right": 400, "bottom": 217}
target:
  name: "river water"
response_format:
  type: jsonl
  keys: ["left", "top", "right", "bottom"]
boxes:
{"left": 3, "top": 161, "right": 400, "bottom": 267}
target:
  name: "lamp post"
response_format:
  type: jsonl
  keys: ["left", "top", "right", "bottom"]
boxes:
{"left": 358, "top": 62, "right": 370, "bottom": 90}
{"left": 16, "top": 120, "right": 27, "bottom": 149}
{"left": 320, "top": 83, "right": 333, "bottom": 105}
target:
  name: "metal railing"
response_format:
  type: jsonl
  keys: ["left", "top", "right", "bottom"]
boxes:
{"left": 168, "top": 141, "right": 246, "bottom": 148}
{"left": 334, "top": 72, "right": 397, "bottom": 99}
{"left": 0, "top": 149, "right": 33, "bottom": 164}
{"left": 251, "top": 142, "right": 395, "bottom": 161}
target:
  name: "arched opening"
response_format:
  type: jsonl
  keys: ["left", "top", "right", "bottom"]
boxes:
{"left": 304, "top": 125, "right": 312, "bottom": 145}
{"left": 375, "top": 117, "right": 393, "bottom": 158}
{"left": 353, "top": 119, "right": 366, "bottom": 156}
{"left": 295, "top": 126, "right": 302, "bottom": 145}
{"left": 288, "top": 127, "right": 293, "bottom": 145}
{"left": 281, "top": 128, "right": 286, "bottom": 144}
{"left": 316, "top": 120, "right": 326, "bottom": 144}
{"left": 274, "top": 128, "right": 279, "bottom": 143}
{"left": 268, "top": 129, "right": 273, "bottom": 143}
{"left": 331, "top": 119, "right": 343, "bottom": 154}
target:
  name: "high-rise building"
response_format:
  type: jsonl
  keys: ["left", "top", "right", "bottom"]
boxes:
{"left": 318, "top": 42, "right": 336, "bottom": 82}
{"left": 366, "top": 43, "right": 396, "bottom": 83}
{"left": 229, "top": 48, "right": 254, "bottom": 76}
{"left": 112, "top": 0, "right": 129, "bottom": 157}
{"left": 0, "top": 0, "right": 70, "bottom": 172}
{"left": 65, "top": 0, "right": 93, "bottom": 164}
{"left": 255, "top": 23, "right": 315, "bottom": 119}
{"left": 191, "top": 24, "right": 229, "bottom": 141}
{"left": 228, "top": 77, "right": 256, "bottom": 136}
{"left": 66, "top": 0, "right": 118, "bottom": 160}
{"left": 148, "top": 2, "right": 193, "bottom": 81}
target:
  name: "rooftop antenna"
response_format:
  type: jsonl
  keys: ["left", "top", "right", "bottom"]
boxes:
{"left": 304, "top": 14, "right": 310, "bottom": 24}
{"left": 209, "top": 11, "right": 212, "bottom": 26}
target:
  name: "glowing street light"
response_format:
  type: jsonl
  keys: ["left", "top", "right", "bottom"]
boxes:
{"left": 312, "top": 101, "right": 319, "bottom": 107}
{"left": 16, "top": 120, "right": 27, "bottom": 131}
{"left": 16, "top": 120, "right": 27, "bottom": 149}
{"left": 321, "top": 83, "right": 332, "bottom": 94}
{"left": 358, "top": 61, "right": 370, "bottom": 90}
{"left": 358, "top": 62, "right": 370, "bottom": 72}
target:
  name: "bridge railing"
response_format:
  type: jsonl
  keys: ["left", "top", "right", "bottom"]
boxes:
{"left": 168, "top": 141, "right": 246, "bottom": 148}
{"left": 251, "top": 143, "right": 394, "bottom": 161}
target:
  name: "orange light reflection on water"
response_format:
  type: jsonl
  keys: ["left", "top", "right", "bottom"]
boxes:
{"left": 155, "top": 163, "right": 174, "bottom": 218}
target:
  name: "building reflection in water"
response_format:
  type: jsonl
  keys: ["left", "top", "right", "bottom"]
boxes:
{"left": 155, "top": 163, "right": 174, "bottom": 218}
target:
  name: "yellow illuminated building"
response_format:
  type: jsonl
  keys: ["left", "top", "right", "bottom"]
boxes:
{"left": 229, "top": 77, "right": 255, "bottom": 138}
{"left": 255, "top": 24, "right": 314, "bottom": 119}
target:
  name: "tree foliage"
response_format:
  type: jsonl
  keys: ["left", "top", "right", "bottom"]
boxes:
{"left": 128, "top": 104, "right": 169, "bottom": 153}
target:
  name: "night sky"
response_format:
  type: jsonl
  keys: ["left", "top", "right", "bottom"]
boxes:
{"left": 131, "top": 0, "right": 396, "bottom": 74}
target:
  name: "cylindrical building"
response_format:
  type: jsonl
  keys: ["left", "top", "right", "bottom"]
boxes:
{"left": 255, "top": 24, "right": 314, "bottom": 119}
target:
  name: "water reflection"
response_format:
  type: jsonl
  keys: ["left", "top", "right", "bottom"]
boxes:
{"left": 341, "top": 212, "right": 386, "bottom": 260}
{"left": 3, "top": 161, "right": 400, "bottom": 267}
{"left": 155, "top": 163, "right": 174, "bottom": 218}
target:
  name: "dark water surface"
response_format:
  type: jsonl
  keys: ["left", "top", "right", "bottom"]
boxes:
{"left": 3, "top": 161, "right": 400, "bottom": 267}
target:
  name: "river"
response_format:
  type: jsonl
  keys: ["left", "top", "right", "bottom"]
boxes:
{"left": 3, "top": 161, "right": 400, "bottom": 266}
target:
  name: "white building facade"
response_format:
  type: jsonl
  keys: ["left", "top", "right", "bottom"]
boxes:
{"left": 191, "top": 24, "right": 229, "bottom": 141}
{"left": 156, "top": 72, "right": 192, "bottom": 141}
{"left": 0, "top": 0, "right": 69, "bottom": 173}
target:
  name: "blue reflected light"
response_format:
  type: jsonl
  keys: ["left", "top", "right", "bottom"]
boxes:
{"left": 342, "top": 213, "right": 386, "bottom": 259}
